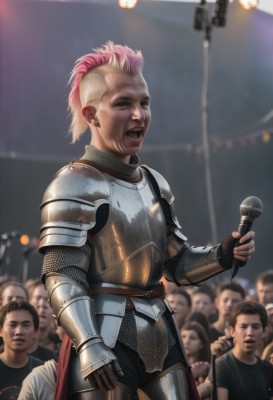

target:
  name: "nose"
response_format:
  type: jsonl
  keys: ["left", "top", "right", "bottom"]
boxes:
{"left": 131, "top": 105, "right": 144, "bottom": 121}
{"left": 15, "top": 325, "right": 24, "bottom": 335}
{"left": 246, "top": 326, "right": 254, "bottom": 335}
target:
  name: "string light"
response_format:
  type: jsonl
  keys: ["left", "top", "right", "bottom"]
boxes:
{"left": 238, "top": 0, "right": 259, "bottom": 11}
{"left": 20, "top": 234, "right": 30, "bottom": 246}
{"left": 118, "top": 0, "right": 138, "bottom": 9}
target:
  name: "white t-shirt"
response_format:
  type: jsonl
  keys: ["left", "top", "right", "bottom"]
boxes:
{"left": 18, "top": 359, "right": 57, "bottom": 400}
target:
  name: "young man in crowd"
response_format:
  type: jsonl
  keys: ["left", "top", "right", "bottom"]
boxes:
{"left": 0, "top": 301, "right": 43, "bottom": 397}
{"left": 191, "top": 286, "right": 216, "bottom": 323}
{"left": 256, "top": 270, "right": 273, "bottom": 307}
{"left": 166, "top": 288, "right": 192, "bottom": 329}
{"left": 207, "top": 301, "right": 273, "bottom": 400}
{"left": 0, "top": 281, "right": 28, "bottom": 309}
{"left": 39, "top": 41, "right": 255, "bottom": 399}
{"left": 210, "top": 281, "right": 246, "bottom": 341}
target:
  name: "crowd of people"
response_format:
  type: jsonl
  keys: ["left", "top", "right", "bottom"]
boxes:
{"left": 1, "top": 271, "right": 273, "bottom": 399}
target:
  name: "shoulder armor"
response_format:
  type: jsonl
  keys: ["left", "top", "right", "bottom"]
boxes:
{"left": 39, "top": 162, "right": 111, "bottom": 250}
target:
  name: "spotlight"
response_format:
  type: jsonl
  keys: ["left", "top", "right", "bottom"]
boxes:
{"left": 118, "top": 0, "right": 138, "bottom": 9}
{"left": 238, "top": 0, "right": 259, "bottom": 10}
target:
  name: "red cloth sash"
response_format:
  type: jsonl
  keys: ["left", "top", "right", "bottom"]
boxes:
{"left": 54, "top": 334, "right": 72, "bottom": 400}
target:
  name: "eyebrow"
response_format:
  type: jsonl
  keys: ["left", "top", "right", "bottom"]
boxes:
{"left": 8, "top": 319, "right": 32, "bottom": 324}
{"left": 114, "top": 95, "right": 151, "bottom": 101}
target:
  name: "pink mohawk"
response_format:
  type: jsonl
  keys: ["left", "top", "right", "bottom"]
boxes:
{"left": 68, "top": 41, "right": 144, "bottom": 143}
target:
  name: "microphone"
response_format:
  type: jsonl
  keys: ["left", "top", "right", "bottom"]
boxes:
{"left": 232, "top": 196, "right": 263, "bottom": 279}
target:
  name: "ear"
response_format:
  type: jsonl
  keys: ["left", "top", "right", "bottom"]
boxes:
{"left": 230, "top": 326, "right": 235, "bottom": 338}
{"left": 82, "top": 105, "right": 100, "bottom": 127}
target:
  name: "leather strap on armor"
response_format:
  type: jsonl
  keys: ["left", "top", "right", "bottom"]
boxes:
{"left": 88, "top": 283, "right": 165, "bottom": 298}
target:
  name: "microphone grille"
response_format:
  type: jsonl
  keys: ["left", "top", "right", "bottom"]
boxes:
{"left": 240, "top": 196, "right": 263, "bottom": 221}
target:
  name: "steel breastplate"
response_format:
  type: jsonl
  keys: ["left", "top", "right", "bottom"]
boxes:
{"left": 87, "top": 170, "right": 167, "bottom": 288}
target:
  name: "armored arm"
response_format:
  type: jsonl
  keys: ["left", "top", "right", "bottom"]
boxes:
{"left": 164, "top": 242, "right": 229, "bottom": 286}
{"left": 40, "top": 163, "right": 118, "bottom": 381}
{"left": 45, "top": 271, "right": 116, "bottom": 378}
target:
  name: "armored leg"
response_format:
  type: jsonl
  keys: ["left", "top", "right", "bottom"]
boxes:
{"left": 140, "top": 363, "right": 189, "bottom": 400}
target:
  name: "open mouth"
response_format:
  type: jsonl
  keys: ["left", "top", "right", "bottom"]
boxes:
{"left": 126, "top": 127, "right": 144, "bottom": 139}
{"left": 244, "top": 340, "right": 255, "bottom": 345}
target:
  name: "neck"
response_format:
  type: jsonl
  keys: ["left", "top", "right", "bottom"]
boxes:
{"left": 213, "top": 317, "right": 229, "bottom": 333}
{"left": 39, "top": 327, "right": 50, "bottom": 340}
{"left": 188, "top": 355, "right": 198, "bottom": 365}
{"left": 0, "top": 349, "right": 29, "bottom": 368}
{"left": 27, "top": 337, "right": 39, "bottom": 353}
{"left": 232, "top": 347, "right": 257, "bottom": 365}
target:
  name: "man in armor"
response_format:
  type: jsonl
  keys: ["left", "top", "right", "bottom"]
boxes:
{"left": 39, "top": 41, "right": 255, "bottom": 400}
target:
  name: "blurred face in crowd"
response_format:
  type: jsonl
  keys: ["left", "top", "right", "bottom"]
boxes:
{"left": 181, "top": 329, "right": 203, "bottom": 360}
{"left": 266, "top": 305, "right": 273, "bottom": 326}
{"left": 216, "top": 290, "right": 243, "bottom": 320}
{"left": 167, "top": 293, "right": 191, "bottom": 326}
{"left": 1, "top": 285, "right": 27, "bottom": 307}
{"left": 191, "top": 293, "right": 215, "bottom": 318}
{"left": 230, "top": 313, "right": 265, "bottom": 355}
{"left": 29, "top": 284, "right": 53, "bottom": 330}
{"left": 0, "top": 310, "right": 37, "bottom": 354}
{"left": 256, "top": 281, "right": 273, "bottom": 306}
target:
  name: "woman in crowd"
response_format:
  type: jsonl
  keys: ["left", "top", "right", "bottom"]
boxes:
{"left": 180, "top": 321, "right": 212, "bottom": 399}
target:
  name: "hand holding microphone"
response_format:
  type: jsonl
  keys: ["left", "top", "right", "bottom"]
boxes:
{"left": 218, "top": 196, "right": 262, "bottom": 279}
{"left": 231, "top": 196, "right": 263, "bottom": 278}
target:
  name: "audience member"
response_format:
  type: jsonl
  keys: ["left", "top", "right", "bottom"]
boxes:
{"left": 180, "top": 321, "right": 212, "bottom": 399}
{"left": 0, "top": 281, "right": 28, "bottom": 309}
{"left": 18, "top": 359, "right": 57, "bottom": 400}
{"left": 27, "top": 281, "right": 61, "bottom": 355}
{"left": 185, "top": 310, "right": 212, "bottom": 342}
{"left": 207, "top": 301, "right": 273, "bottom": 400}
{"left": 256, "top": 270, "right": 273, "bottom": 307}
{"left": 210, "top": 281, "right": 246, "bottom": 341}
{"left": 181, "top": 321, "right": 211, "bottom": 364}
{"left": 191, "top": 285, "right": 216, "bottom": 323}
{"left": 166, "top": 287, "right": 192, "bottom": 329}
{"left": 0, "top": 281, "right": 29, "bottom": 353}
{"left": 0, "top": 301, "right": 43, "bottom": 397}
{"left": 264, "top": 303, "right": 273, "bottom": 347}
{"left": 261, "top": 342, "right": 273, "bottom": 365}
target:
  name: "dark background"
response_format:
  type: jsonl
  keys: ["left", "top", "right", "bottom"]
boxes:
{"left": 0, "top": 0, "right": 272, "bottom": 286}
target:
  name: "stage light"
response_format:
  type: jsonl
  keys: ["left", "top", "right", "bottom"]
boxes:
{"left": 238, "top": 0, "right": 259, "bottom": 10}
{"left": 20, "top": 234, "right": 30, "bottom": 246}
{"left": 118, "top": 0, "right": 138, "bottom": 9}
